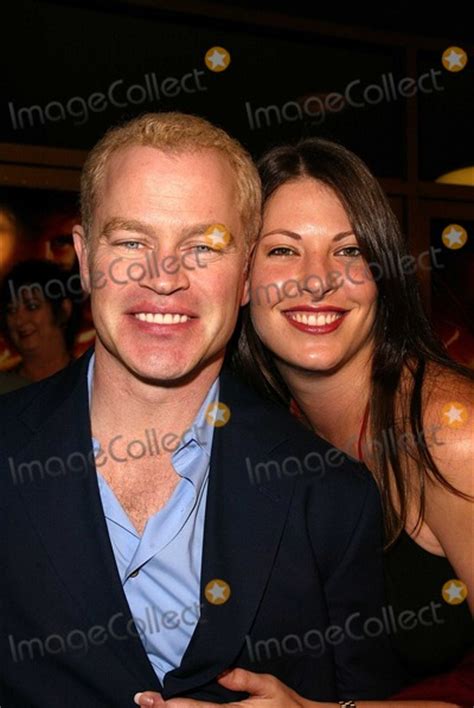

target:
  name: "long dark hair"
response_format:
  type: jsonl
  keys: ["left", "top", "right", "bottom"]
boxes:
{"left": 232, "top": 137, "right": 473, "bottom": 544}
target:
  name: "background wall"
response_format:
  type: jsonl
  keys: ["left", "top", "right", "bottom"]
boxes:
{"left": 1, "top": 0, "right": 473, "bottom": 366}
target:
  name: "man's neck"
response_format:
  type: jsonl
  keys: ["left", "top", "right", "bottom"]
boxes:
{"left": 90, "top": 343, "right": 224, "bottom": 444}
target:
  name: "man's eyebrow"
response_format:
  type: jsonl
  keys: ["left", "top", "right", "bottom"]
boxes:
{"left": 100, "top": 219, "right": 233, "bottom": 240}
{"left": 260, "top": 229, "right": 355, "bottom": 242}
{"left": 180, "top": 223, "right": 233, "bottom": 240}
{"left": 101, "top": 218, "right": 156, "bottom": 238}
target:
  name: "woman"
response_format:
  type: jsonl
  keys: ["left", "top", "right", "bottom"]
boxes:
{"left": 0, "top": 259, "right": 76, "bottom": 390}
{"left": 135, "top": 139, "right": 473, "bottom": 707}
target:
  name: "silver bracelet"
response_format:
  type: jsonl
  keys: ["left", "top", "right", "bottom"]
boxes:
{"left": 339, "top": 702, "right": 356, "bottom": 708}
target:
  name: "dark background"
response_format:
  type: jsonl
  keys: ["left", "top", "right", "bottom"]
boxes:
{"left": 2, "top": 1, "right": 473, "bottom": 179}
{"left": 2, "top": 1, "right": 474, "bottom": 366}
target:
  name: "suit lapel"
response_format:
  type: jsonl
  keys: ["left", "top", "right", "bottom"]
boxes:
{"left": 11, "top": 349, "right": 160, "bottom": 690}
{"left": 12, "top": 355, "right": 296, "bottom": 697}
{"left": 164, "top": 368, "right": 296, "bottom": 696}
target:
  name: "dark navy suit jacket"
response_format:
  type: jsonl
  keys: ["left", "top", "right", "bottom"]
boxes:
{"left": 0, "top": 347, "right": 405, "bottom": 706}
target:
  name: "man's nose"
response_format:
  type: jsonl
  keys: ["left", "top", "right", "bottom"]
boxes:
{"left": 139, "top": 249, "right": 191, "bottom": 295}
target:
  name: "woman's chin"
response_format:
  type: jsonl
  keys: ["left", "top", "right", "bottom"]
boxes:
{"left": 277, "top": 353, "right": 343, "bottom": 376}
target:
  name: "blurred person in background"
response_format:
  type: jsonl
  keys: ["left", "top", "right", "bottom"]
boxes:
{"left": 0, "top": 259, "right": 77, "bottom": 392}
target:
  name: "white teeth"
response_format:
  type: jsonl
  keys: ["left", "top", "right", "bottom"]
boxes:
{"left": 288, "top": 312, "right": 342, "bottom": 325}
{"left": 134, "top": 312, "right": 190, "bottom": 324}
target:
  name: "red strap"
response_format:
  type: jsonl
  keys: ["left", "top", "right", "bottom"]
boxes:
{"left": 357, "top": 402, "right": 370, "bottom": 462}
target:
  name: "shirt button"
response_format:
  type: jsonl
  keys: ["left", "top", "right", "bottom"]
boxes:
{"left": 129, "top": 569, "right": 140, "bottom": 578}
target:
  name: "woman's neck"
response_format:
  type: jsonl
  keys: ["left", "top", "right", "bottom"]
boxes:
{"left": 19, "top": 340, "right": 71, "bottom": 382}
{"left": 278, "top": 347, "right": 373, "bottom": 458}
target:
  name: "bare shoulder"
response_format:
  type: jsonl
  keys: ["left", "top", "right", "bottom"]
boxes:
{"left": 422, "top": 364, "right": 473, "bottom": 491}
{"left": 419, "top": 364, "right": 473, "bottom": 610}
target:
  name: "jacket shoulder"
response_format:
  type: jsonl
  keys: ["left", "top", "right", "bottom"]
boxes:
{"left": 0, "top": 349, "right": 92, "bottom": 438}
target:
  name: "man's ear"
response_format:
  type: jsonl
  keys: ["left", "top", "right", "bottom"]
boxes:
{"left": 72, "top": 224, "right": 91, "bottom": 295}
{"left": 240, "top": 245, "right": 253, "bottom": 307}
{"left": 240, "top": 275, "right": 250, "bottom": 307}
{"left": 59, "top": 298, "right": 73, "bottom": 324}
{"left": 240, "top": 240, "right": 258, "bottom": 307}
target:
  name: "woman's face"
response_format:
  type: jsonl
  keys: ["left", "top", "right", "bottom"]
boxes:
{"left": 6, "top": 288, "right": 62, "bottom": 356}
{"left": 250, "top": 178, "right": 378, "bottom": 376}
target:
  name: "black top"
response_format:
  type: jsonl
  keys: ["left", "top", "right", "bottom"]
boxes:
{"left": 384, "top": 530, "right": 473, "bottom": 679}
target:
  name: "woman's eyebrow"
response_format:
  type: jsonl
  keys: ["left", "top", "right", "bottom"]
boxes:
{"left": 260, "top": 229, "right": 302, "bottom": 240}
{"left": 332, "top": 230, "right": 355, "bottom": 242}
{"left": 260, "top": 229, "right": 355, "bottom": 241}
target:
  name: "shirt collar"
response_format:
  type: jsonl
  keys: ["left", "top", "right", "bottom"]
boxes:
{"left": 87, "top": 351, "right": 219, "bottom": 458}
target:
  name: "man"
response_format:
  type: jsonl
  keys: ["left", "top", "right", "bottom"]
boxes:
{"left": 0, "top": 113, "right": 404, "bottom": 707}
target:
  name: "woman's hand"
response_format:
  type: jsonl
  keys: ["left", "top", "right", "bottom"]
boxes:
{"left": 134, "top": 668, "right": 312, "bottom": 707}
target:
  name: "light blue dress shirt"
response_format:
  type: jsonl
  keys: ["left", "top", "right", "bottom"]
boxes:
{"left": 87, "top": 353, "right": 218, "bottom": 683}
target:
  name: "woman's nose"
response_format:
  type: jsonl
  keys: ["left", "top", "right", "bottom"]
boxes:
{"left": 299, "top": 256, "right": 341, "bottom": 300}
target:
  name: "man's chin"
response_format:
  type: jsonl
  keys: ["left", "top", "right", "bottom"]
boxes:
{"left": 98, "top": 337, "right": 225, "bottom": 387}
{"left": 125, "top": 353, "right": 221, "bottom": 388}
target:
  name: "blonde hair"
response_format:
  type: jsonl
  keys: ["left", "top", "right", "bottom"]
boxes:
{"left": 80, "top": 112, "right": 261, "bottom": 248}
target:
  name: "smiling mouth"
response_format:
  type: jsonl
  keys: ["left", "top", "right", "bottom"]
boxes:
{"left": 133, "top": 312, "right": 192, "bottom": 324}
{"left": 285, "top": 311, "right": 344, "bottom": 326}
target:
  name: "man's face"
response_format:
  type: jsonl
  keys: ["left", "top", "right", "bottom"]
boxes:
{"left": 73, "top": 146, "right": 249, "bottom": 383}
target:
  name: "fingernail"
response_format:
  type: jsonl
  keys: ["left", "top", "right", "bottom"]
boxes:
{"left": 133, "top": 694, "right": 154, "bottom": 706}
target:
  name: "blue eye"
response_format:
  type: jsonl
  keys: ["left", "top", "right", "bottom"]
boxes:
{"left": 193, "top": 244, "right": 216, "bottom": 252}
{"left": 118, "top": 241, "right": 142, "bottom": 250}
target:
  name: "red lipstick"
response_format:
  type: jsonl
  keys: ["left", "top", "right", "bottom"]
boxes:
{"left": 281, "top": 306, "right": 348, "bottom": 335}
